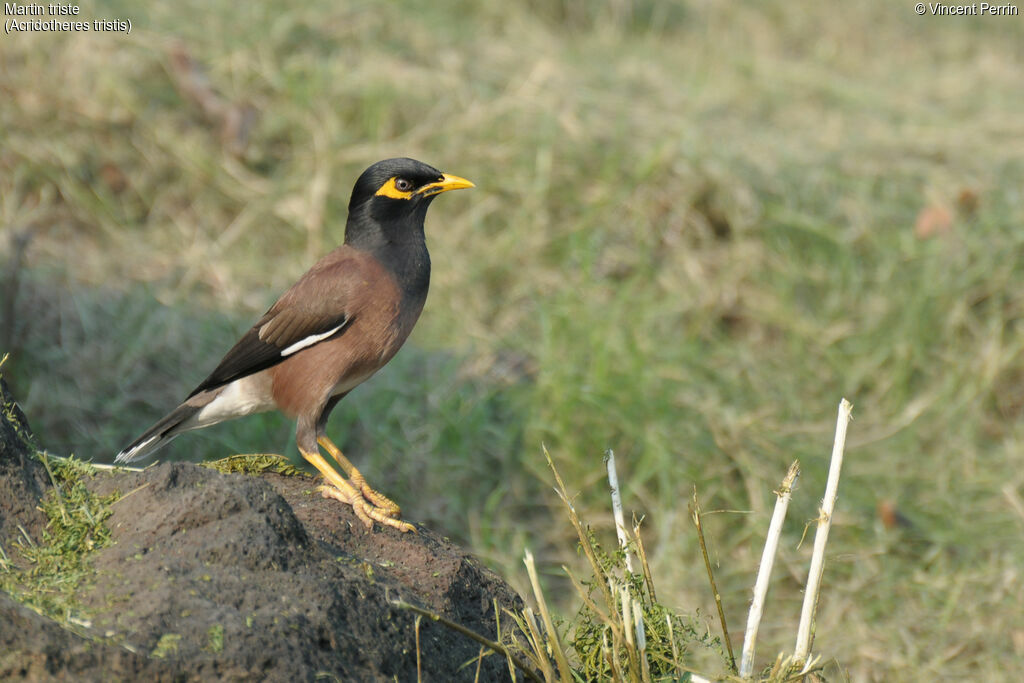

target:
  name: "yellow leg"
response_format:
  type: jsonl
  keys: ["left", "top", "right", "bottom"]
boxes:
{"left": 300, "top": 446, "right": 414, "bottom": 533}
{"left": 317, "top": 436, "right": 402, "bottom": 517}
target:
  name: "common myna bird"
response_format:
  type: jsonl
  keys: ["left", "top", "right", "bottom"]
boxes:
{"left": 116, "top": 158, "right": 474, "bottom": 532}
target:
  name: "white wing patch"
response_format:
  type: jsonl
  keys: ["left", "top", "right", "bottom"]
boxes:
{"left": 280, "top": 321, "right": 347, "bottom": 356}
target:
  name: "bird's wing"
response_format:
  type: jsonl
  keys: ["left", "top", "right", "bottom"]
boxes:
{"left": 187, "top": 248, "right": 367, "bottom": 397}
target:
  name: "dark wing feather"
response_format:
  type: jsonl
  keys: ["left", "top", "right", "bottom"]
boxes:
{"left": 187, "top": 247, "right": 365, "bottom": 397}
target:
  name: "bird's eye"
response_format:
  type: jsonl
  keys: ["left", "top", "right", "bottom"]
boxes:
{"left": 394, "top": 178, "right": 413, "bottom": 192}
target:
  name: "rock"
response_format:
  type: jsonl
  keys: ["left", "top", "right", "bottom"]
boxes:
{"left": 0, "top": 378, "right": 526, "bottom": 681}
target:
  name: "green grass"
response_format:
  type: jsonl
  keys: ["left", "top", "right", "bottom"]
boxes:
{"left": 200, "top": 453, "right": 306, "bottom": 477}
{"left": 0, "top": 454, "right": 120, "bottom": 625}
{"left": 2, "top": 0, "right": 1024, "bottom": 678}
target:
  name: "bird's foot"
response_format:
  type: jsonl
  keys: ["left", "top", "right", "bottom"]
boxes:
{"left": 304, "top": 440, "right": 414, "bottom": 532}
{"left": 344, "top": 464, "right": 402, "bottom": 517}
{"left": 316, "top": 435, "right": 402, "bottom": 516}
{"left": 316, "top": 484, "right": 415, "bottom": 533}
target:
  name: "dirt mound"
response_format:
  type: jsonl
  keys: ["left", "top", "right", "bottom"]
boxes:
{"left": 0, "top": 378, "right": 48, "bottom": 544}
{"left": 0, "top": 378, "right": 526, "bottom": 681}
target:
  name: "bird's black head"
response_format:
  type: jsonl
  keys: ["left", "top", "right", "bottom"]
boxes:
{"left": 345, "top": 158, "right": 473, "bottom": 249}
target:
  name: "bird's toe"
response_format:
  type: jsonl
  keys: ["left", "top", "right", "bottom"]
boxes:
{"left": 316, "top": 483, "right": 413, "bottom": 533}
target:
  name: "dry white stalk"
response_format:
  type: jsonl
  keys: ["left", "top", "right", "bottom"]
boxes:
{"left": 621, "top": 584, "right": 635, "bottom": 647}
{"left": 633, "top": 597, "right": 651, "bottom": 682}
{"left": 739, "top": 460, "right": 801, "bottom": 678}
{"left": 46, "top": 453, "right": 145, "bottom": 472}
{"left": 604, "top": 449, "right": 635, "bottom": 573}
{"left": 794, "top": 398, "right": 853, "bottom": 664}
{"left": 633, "top": 598, "right": 646, "bottom": 651}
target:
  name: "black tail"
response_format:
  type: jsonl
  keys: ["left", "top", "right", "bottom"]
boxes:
{"left": 115, "top": 403, "right": 201, "bottom": 463}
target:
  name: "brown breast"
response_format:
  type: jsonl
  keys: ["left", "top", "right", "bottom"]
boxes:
{"left": 268, "top": 256, "right": 425, "bottom": 418}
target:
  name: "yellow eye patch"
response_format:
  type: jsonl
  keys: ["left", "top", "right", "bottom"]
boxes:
{"left": 374, "top": 177, "right": 414, "bottom": 200}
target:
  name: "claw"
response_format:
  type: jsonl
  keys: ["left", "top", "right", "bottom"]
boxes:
{"left": 347, "top": 465, "right": 402, "bottom": 517}
{"left": 316, "top": 484, "right": 373, "bottom": 528}
{"left": 316, "top": 484, "right": 415, "bottom": 533}
{"left": 303, "top": 442, "right": 414, "bottom": 532}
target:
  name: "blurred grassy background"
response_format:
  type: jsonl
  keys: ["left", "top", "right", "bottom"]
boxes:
{"left": 2, "top": 0, "right": 1023, "bottom": 679}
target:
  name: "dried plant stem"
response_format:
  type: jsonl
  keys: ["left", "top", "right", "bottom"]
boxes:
{"left": 633, "top": 597, "right": 651, "bottom": 683}
{"left": 739, "top": 460, "right": 801, "bottom": 678}
{"left": 665, "top": 614, "right": 680, "bottom": 676}
{"left": 414, "top": 615, "right": 423, "bottom": 683}
{"left": 604, "top": 449, "right": 634, "bottom": 573}
{"left": 473, "top": 645, "right": 485, "bottom": 683}
{"left": 602, "top": 632, "right": 625, "bottom": 683}
{"left": 691, "top": 488, "right": 736, "bottom": 673}
{"left": 389, "top": 599, "right": 543, "bottom": 683}
{"left": 633, "top": 517, "right": 657, "bottom": 603}
{"left": 494, "top": 602, "right": 520, "bottom": 682}
{"left": 108, "top": 482, "right": 152, "bottom": 507}
{"left": 622, "top": 585, "right": 642, "bottom": 678}
{"left": 794, "top": 398, "right": 853, "bottom": 665}
{"left": 518, "top": 607, "right": 555, "bottom": 681}
{"left": 524, "top": 549, "right": 572, "bottom": 682}
{"left": 543, "top": 445, "right": 615, "bottom": 613}
{"left": 620, "top": 585, "right": 635, "bottom": 648}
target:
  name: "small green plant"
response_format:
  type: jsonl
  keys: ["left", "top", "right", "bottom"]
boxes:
{"left": 151, "top": 632, "right": 183, "bottom": 658}
{"left": 0, "top": 453, "right": 121, "bottom": 624}
{"left": 200, "top": 453, "right": 306, "bottom": 477}
{"left": 561, "top": 530, "right": 723, "bottom": 680}
{"left": 500, "top": 447, "right": 727, "bottom": 682}
{"left": 206, "top": 623, "right": 225, "bottom": 653}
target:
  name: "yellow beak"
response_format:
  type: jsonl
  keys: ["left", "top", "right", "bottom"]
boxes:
{"left": 417, "top": 174, "right": 475, "bottom": 197}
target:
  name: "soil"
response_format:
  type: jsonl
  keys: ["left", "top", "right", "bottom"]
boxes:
{"left": 0, "top": 377, "right": 527, "bottom": 682}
